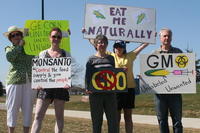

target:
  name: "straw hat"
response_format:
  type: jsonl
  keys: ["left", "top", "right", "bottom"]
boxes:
{"left": 3, "top": 26, "right": 25, "bottom": 37}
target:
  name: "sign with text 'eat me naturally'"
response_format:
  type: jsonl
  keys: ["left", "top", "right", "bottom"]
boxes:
{"left": 139, "top": 53, "right": 196, "bottom": 94}
{"left": 24, "top": 20, "right": 70, "bottom": 55}
{"left": 84, "top": 4, "right": 156, "bottom": 43}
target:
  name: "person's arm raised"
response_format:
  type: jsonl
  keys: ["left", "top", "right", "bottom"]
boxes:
{"left": 82, "top": 28, "right": 95, "bottom": 46}
{"left": 134, "top": 43, "right": 149, "bottom": 56}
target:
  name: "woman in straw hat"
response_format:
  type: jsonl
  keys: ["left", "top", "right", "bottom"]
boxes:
{"left": 4, "top": 26, "right": 36, "bottom": 133}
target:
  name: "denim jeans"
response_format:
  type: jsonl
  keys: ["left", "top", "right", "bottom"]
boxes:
{"left": 154, "top": 94, "right": 183, "bottom": 133}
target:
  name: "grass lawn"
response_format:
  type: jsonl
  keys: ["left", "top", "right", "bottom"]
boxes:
{"left": 134, "top": 85, "right": 200, "bottom": 118}
{"left": 0, "top": 110, "right": 199, "bottom": 133}
{"left": 65, "top": 84, "right": 200, "bottom": 118}
{"left": 0, "top": 84, "right": 200, "bottom": 118}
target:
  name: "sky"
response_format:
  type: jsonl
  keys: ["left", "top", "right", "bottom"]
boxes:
{"left": 0, "top": 0, "right": 200, "bottom": 85}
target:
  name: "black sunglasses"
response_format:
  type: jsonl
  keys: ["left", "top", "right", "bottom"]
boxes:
{"left": 51, "top": 35, "right": 62, "bottom": 39}
{"left": 10, "top": 33, "right": 22, "bottom": 38}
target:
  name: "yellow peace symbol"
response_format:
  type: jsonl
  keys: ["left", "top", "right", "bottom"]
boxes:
{"left": 175, "top": 54, "right": 188, "bottom": 68}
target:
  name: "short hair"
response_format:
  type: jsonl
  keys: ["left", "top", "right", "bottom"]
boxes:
{"left": 49, "top": 27, "right": 62, "bottom": 36}
{"left": 94, "top": 35, "right": 108, "bottom": 46}
{"left": 159, "top": 28, "right": 172, "bottom": 37}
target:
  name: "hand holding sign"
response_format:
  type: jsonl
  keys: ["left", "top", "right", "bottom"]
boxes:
{"left": 33, "top": 85, "right": 43, "bottom": 90}
{"left": 64, "top": 84, "right": 71, "bottom": 89}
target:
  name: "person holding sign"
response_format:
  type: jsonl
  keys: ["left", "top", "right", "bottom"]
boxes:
{"left": 153, "top": 28, "right": 183, "bottom": 133}
{"left": 110, "top": 40, "right": 148, "bottom": 133}
{"left": 85, "top": 35, "right": 119, "bottom": 133}
{"left": 4, "top": 26, "right": 36, "bottom": 133}
{"left": 83, "top": 26, "right": 149, "bottom": 132}
{"left": 31, "top": 27, "right": 70, "bottom": 133}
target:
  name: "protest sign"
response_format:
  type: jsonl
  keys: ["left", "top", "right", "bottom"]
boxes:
{"left": 32, "top": 57, "right": 71, "bottom": 89}
{"left": 24, "top": 20, "right": 70, "bottom": 55}
{"left": 87, "top": 68, "right": 127, "bottom": 92}
{"left": 84, "top": 3, "right": 156, "bottom": 43}
{"left": 139, "top": 53, "right": 196, "bottom": 94}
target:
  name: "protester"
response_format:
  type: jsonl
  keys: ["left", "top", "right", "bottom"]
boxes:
{"left": 31, "top": 27, "right": 70, "bottom": 133}
{"left": 83, "top": 28, "right": 149, "bottom": 133}
{"left": 110, "top": 40, "right": 148, "bottom": 133}
{"left": 85, "top": 35, "right": 119, "bottom": 133}
{"left": 153, "top": 28, "right": 183, "bottom": 133}
{"left": 4, "top": 25, "right": 36, "bottom": 133}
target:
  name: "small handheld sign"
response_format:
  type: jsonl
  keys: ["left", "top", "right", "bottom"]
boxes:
{"left": 87, "top": 68, "right": 127, "bottom": 92}
{"left": 32, "top": 57, "right": 71, "bottom": 89}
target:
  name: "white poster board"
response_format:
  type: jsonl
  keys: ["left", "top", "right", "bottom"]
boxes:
{"left": 139, "top": 53, "right": 196, "bottom": 94}
{"left": 84, "top": 3, "right": 156, "bottom": 43}
{"left": 32, "top": 57, "right": 71, "bottom": 88}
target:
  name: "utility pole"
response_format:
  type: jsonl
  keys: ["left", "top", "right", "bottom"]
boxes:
{"left": 42, "top": 0, "right": 44, "bottom": 20}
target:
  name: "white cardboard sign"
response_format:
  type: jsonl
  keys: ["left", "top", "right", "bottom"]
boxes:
{"left": 139, "top": 53, "right": 196, "bottom": 94}
{"left": 32, "top": 57, "right": 71, "bottom": 89}
{"left": 84, "top": 3, "right": 156, "bottom": 43}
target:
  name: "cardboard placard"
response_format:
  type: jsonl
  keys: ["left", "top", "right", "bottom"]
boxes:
{"left": 84, "top": 4, "right": 156, "bottom": 43}
{"left": 24, "top": 20, "right": 70, "bottom": 55}
{"left": 139, "top": 53, "right": 196, "bottom": 94}
{"left": 32, "top": 57, "right": 71, "bottom": 89}
{"left": 87, "top": 68, "right": 127, "bottom": 92}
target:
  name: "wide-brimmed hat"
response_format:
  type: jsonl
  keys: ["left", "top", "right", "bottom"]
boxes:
{"left": 3, "top": 26, "right": 25, "bottom": 37}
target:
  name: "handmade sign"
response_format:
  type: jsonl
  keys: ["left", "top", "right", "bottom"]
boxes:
{"left": 87, "top": 68, "right": 127, "bottom": 92}
{"left": 84, "top": 3, "right": 156, "bottom": 43}
{"left": 32, "top": 57, "right": 71, "bottom": 88}
{"left": 24, "top": 20, "right": 70, "bottom": 55}
{"left": 139, "top": 53, "right": 196, "bottom": 94}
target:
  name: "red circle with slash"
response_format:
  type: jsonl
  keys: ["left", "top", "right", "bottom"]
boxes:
{"left": 95, "top": 70, "right": 117, "bottom": 90}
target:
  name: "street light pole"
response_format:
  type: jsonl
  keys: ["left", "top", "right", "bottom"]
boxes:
{"left": 42, "top": 0, "right": 44, "bottom": 20}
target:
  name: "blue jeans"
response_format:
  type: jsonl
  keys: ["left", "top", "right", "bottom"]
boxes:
{"left": 154, "top": 94, "right": 183, "bottom": 133}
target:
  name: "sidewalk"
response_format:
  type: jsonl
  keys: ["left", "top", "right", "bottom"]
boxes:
{"left": 1, "top": 103, "right": 200, "bottom": 129}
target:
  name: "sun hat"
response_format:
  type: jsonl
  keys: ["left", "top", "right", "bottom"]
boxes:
{"left": 3, "top": 26, "right": 25, "bottom": 37}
